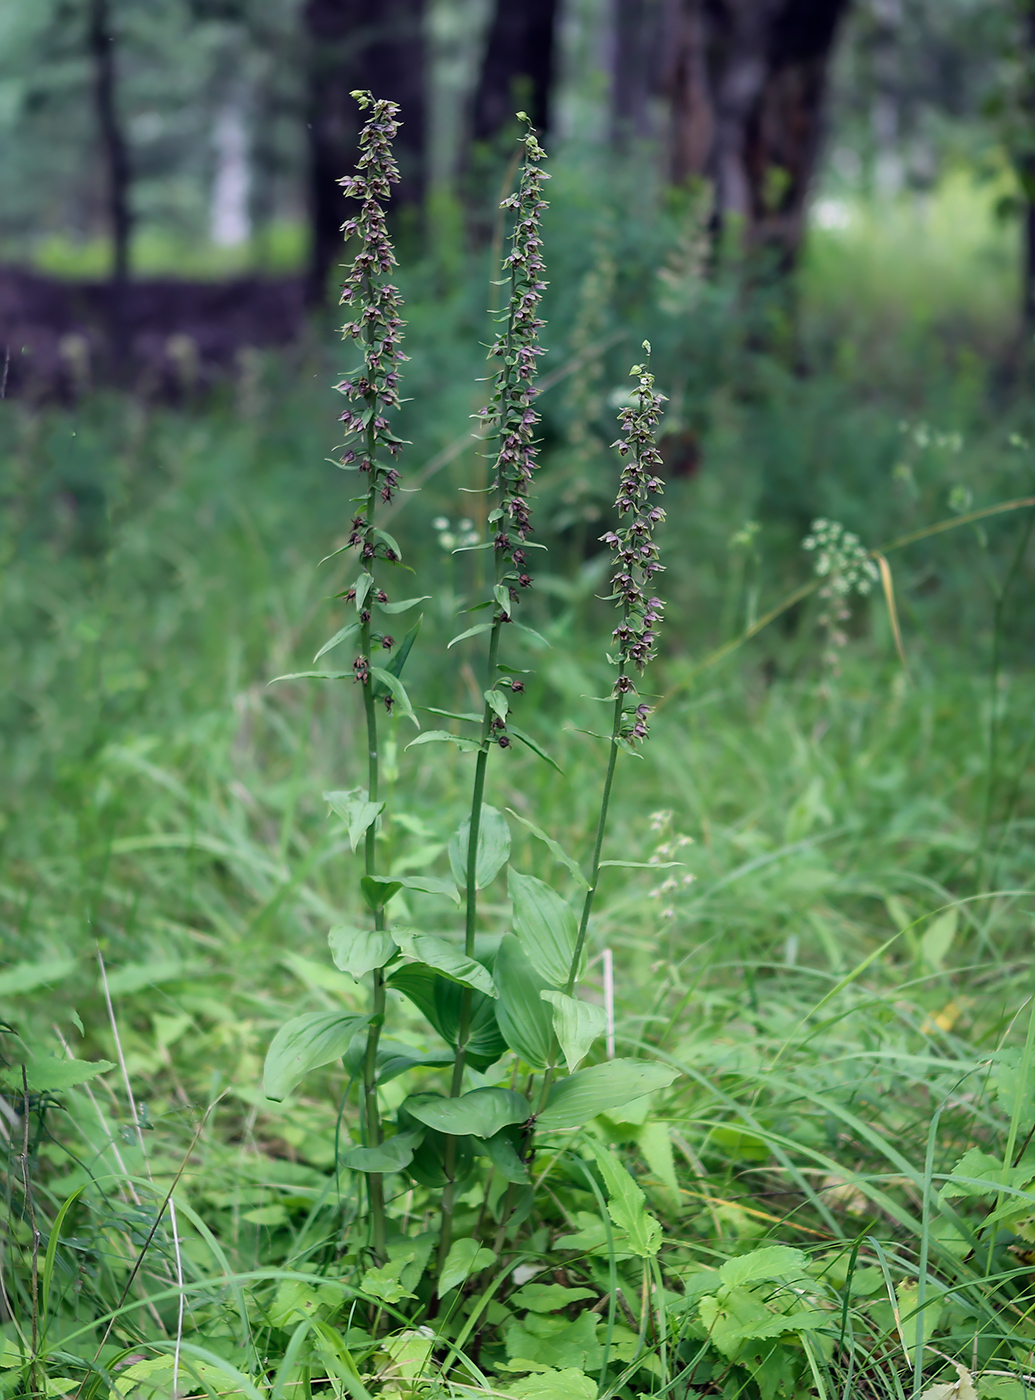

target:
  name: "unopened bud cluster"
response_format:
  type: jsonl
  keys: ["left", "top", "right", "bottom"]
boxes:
{"left": 480, "top": 123, "right": 550, "bottom": 610}
{"left": 601, "top": 354, "right": 666, "bottom": 741}
{"left": 333, "top": 92, "right": 408, "bottom": 697}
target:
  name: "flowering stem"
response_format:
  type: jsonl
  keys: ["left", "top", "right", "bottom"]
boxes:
{"left": 568, "top": 683, "right": 624, "bottom": 995}
{"left": 332, "top": 93, "right": 408, "bottom": 1264}
{"left": 437, "top": 122, "right": 548, "bottom": 1273}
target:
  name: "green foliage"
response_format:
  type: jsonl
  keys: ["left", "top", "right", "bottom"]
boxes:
{"left": 2, "top": 69, "right": 1035, "bottom": 1400}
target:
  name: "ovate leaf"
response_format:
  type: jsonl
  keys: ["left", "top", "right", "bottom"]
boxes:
{"left": 1, "top": 1055, "right": 116, "bottom": 1094}
{"left": 328, "top": 925, "right": 398, "bottom": 979}
{"left": 541, "top": 991, "right": 606, "bottom": 1073}
{"left": 387, "top": 964, "right": 506, "bottom": 1069}
{"left": 342, "top": 1128, "right": 424, "bottom": 1174}
{"left": 438, "top": 1237, "right": 496, "bottom": 1295}
{"left": 537, "top": 1058, "right": 679, "bottom": 1131}
{"left": 494, "top": 934, "right": 554, "bottom": 1069}
{"left": 718, "top": 1246, "right": 808, "bottom": 1288}
{"left": 509, "top": 869, "right": 578, "bottom": 987}
{"left": 479, "top": 1125, "right": 531, "bottom": 1184}
{"left": 394, "top": 930, "right": 497, "bottom": 997}
{"left": 587, "top": 1140, "right": 661, "bottom": 1258}
{"left": 404, "top": 1087, "right": 530, "bottom": 1139}
{"left": 323, "top": 788, "right": 384, "bottom": 851}
{"left": 263, "top": 1011, "right": 370, "bottom": 1101}
{"left": 449, "top": 805, "right": 511, "bottom": 891}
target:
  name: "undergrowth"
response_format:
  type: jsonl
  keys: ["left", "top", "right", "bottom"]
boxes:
{"left": 0, "top": 101, "right": 1034, "bottom": 1400}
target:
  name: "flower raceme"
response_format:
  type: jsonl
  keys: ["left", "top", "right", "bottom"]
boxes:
{"left": 334, "top": 91, "right": 409, "bottom": 703}
{"left": 601, "top": 351, "right": 667, "bottom": 742}
{"left": 480, "top": 119, "right": 550, "bottom": 630}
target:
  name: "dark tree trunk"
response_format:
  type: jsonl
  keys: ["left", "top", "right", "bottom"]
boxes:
{"left": 87, "top": 0, "right": 132, "bottom": 286}
{"left": 470, "top": 0, "right": 561, "bottom": 147}
{"left": 303, "top": 0, "right": 427, "bottom": 307}
{"left": 662, "top": 0, "right": 852, "bottom": 273}
{"left": 1021, "top": 1, "right": 1035, "bottom": 334}
{"left": 610, "top": 0, "right": 664, "bottom": 148}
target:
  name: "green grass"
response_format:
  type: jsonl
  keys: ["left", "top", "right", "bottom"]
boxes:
{"left": 1, "top": 201, "right": 1034, "bottom": 1397}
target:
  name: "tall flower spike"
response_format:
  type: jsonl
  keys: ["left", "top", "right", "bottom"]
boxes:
{"left": 601, "top": 347, "right": 666, "bottom": 742}
{"left": 336, "top": 92, "right": 408, "bottom": 592}
{"left": 480, "top": 120, "right": 550, "bottom": 623}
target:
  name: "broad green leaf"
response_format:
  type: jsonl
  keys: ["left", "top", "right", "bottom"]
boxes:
{"left": 360, "top": 1254, "right": 414, "bottom": 1303}
{"left": 506, "top": 810, "right": 590, "bottom": 890}
{"left": 699, "top": 1287, "right": 826, "bottom": 1359}
{"left": 381, "top": 1328, "right": 436, "bottom": 1379}
{"left": 263, "top": 1011, "right": 370, "bottom": 1101}
{"left": 354, "top": 572, "right": 374, "bottom": 611}
{"left": 509, "top": 869, "right": 578, "bottom": 987}
{"left": 368, "top": 667, "right": 418, "bottom": 727}
{"left": 485, "top": 687, "right": 509, "bottom": 723}
{"left": 328, "top": 925, "right": 398, "bottom": 979}
{"left": 438, "top": 1237, "right": 496, "bottom": 1295}
{"left": 449, "top": 805, "right": 511, "bottom": 891}
{"left": 404, "top": 1087, "right": 530, "bottom": 1139}
{"left": 502, "top": 1369, "right": 597, "bottom": 1400}
{"left": 361, "top": 875, "right": 402, "bottom": 910}
{"left": 388, "top": 964, "right": 506, "bottom": 1069}
{"left": 921, "top": 908, "right": 957, "bottom": 971}
{"left": 709, "top": 1125, "right": 770, "bottom": 1161}
{"left": 494, "top": 934, "right": 554, "bottom": 1069}
{"left": 718, "top": 1246, "right": 808, "bottom": 1288}
{"left": 479, "top": 1125, "right": 531, "bottom": 1183}
{"left": 994, "top": 1049, "right": 1035, "bottom": 1122}
{"left": 503, "top": 1311, "right": 601, "bottom": 1372}
{"left": 342, "top": 1128, "right": 424, "bottom": 1174}
{"left": 938, "top": 1146, "right": 1034, "bottom": 1200}
{"left": 511, "top": 1283, "right": 596, "bottom": 1313}
{"left": 1, "top": 1055, "right": 116, "bottom": 1094}
{"left": 394, "top": 930, "right": 497, "bottom": 997}
{"left": 343, "top": 1036, "right": 454, "bottom": 1085}
{"left": 637, "top": 1120, "right": 680, "bottom": 1208}
{"left": 407, "top": 729, "right": 482, "bottom": 753}
{"left": 313, "top": 621, "right": 358, "bottom": 662}
{"left": 492, "top": 583, "right": 513, "bottom": 618}
{"left": 542, "top": 991, "right": 606, "bottom": 1073}
{"left": 361, "top": 873, "right": 461, "bottom": 910}
{"left": 0, "top": 956, "right": 76, "bottom": 998}
{"left": 537, "top": 1058, "right": 680, "bottom": 1131}
{"left": 323, "top": 788, "right": 384, "bottom": 851}
{"left": 896, "top": 1280, "right": 944, "bottom": 1365}
{"left": 587, "top": 1140, "right": 661, "bottom": 1258}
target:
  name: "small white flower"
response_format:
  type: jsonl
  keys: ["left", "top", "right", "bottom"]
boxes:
{"left": 432, "top": 516, "right": 450, "bottom": 531}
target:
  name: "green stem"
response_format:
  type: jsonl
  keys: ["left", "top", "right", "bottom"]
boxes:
{"left": 356, "top": 347, "right": 388, "bottom": 1260}
{"left": 437, "top": 613, "right": 503, "bottom": 1270}
{"left": 536, "top": 681, "right": 625, "bottom": 1111}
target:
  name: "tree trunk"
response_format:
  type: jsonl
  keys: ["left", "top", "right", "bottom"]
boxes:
{"left": 470, "top": 0, "right": 561, "bottom": 147}
{"left": 87, "top": 0, "right": 132, "bottom": 286}
{"left": 610, "top": 0, "right": 664, "bottom": 148}
{"left": 1021, "top": 1, "right": 1035, "bottom": 334}
{"left": 663, "top": 0, "right": 853, "bottom": 273}
{"left": 303, "top": 0, "right": 427, "bottom": 307}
